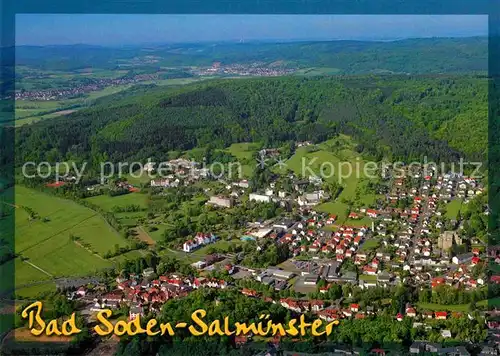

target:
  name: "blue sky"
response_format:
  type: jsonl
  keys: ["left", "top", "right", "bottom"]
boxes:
{"left": 16, "top": 14, "right": 488, "bottom": 46}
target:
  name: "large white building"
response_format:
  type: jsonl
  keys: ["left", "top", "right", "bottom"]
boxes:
{"left": 249, "top": 193, "right": 271, "bottom": 203}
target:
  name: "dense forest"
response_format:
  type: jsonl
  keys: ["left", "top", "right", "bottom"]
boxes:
{"left": 15, "top": 75, "right": 487, "bottom": 167}
{"left": 14, "top": 37, "right": 487, "bottom": 73}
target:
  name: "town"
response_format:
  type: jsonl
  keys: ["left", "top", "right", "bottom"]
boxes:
{"left": 32, "top": 147, "right": 498, "bottom": 355}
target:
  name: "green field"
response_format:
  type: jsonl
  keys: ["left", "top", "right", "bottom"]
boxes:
{"left": 15, "top": 282, "right": 57, "bottom": 299}
{"left": 111, "top": 249, "right": 146, "bottom": 263}
{"left": 225, "top": 142, "right": 261, "bottom": 161}
{"left": 85, "top": 192, "right": 148, "bottom": 212}
{"left": 146, "top": 227, "right": 166, "bottom": 242}
{"left": 283, "top": 137, "right": 375, "bottom": 200}
{"left": 284, "top": 136, "right": 379, "bottom": 223}
{"left": 6, "top": 186, "right": 135, "bottom": 283}
{"left": 13, "top": 84, "right": 135, "bottom": 127}
{"left": 416, "top": 298, "right": 498, "bottom": 312}
{"left": 359, "top": 274, "right": 377, "bottom": 282}
{"left": 0, "top": 258, "right": 52, "bottom": 286}
{"left": 417, "top": 298, "right": 500, "bottom": 312}
{"left": 417, "top": 302, "right": 470, "bottom": 312}
{"left": 315, "top": 201, "right": 349, "bottom": 221}
{"left": 15, "top": 186, "right": 128, "bottom": 255}
{"left": 446, "top": 199, "right": 463, "bottom": 219}
{"left": 294, "top": 67, "right": 342, "bottom": 76}
{"left": 360, "top": 239, "right": 380, "bottom": 251}
{"left": 141, "top": 78, "right": 203, "bottom": 86}
{"left": 224, "top": 142, "right": 262, "bottom": 178}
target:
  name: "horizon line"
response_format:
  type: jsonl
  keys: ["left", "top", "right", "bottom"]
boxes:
{"left": 14, "top": 35, "right": 488, "bottom": 48}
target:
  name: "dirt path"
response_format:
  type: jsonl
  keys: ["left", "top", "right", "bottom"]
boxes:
{"left": 23, "top": 260, "right": 53, "bottom": 278}
{"left": 134, "top": 226, "right": 156, "bottom": 245}
{"left": 17, "top": 213, "right": 98, "bottom": 254}
{"left": 73, "top": 240, "right": 107, "bottom": 261}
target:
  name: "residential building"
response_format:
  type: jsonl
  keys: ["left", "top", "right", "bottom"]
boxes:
{"left": 207, "top": 195, "right": 233, "bottom": 208}
{"left": 249, "top": 193, "right": 272, "bottom": 203}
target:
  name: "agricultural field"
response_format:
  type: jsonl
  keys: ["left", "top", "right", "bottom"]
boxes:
{"left": 15, "top": 100, "right": 74, "bottom": 120}
{"left": 7, "top": 186, "right": 133, "bottom": 284}
{"left": 0, "top": 258, "right": 52, "bottom": 286}
{"left": 13, "top": 84, "right": 134, "bottom": 127}
{"left": 14, "top": 281, "right": 57, "bottom": 299}
{"left": 85, "top": 192, "right": 149, "bottom": 212}
{"left": 15, "top": 186, "right": 128, "bottom": 254}
{"left": 140, "top": 78, "right": 203, "bottom": 86}
{"left": 294, "top": 67, "right": 342, "bottom": 76}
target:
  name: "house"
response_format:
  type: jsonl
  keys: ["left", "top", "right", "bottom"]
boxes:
{"left": 310, "top": 300, "right": 325, "bottom": 312}
{"left": 435, "top": 311, "right": 447, "bottom": 320}
{"left": 406, "top": 307, "right": 417, "bottom": 318}
{"left": 76, "top": 286, "right": 86, "bottom": 297}
{"left": 439, "top": 346, "right": 470, "bottom": 356}
{"left": 348, "top": 212, "right": 360, "bottom": 220}
{"left": 363, "top": 266, "right": 377, "bottom": 275}
{"left": 233, "top": 180, "right": 250, "bottom": 189}
{"left": 207, "top": 195, "right": 233, "bottom": 208}
{"left": 183, "top": 240, "right": 199, "bottom": 252}
{"left": 142, "top": 268, "right": 155, "bottom": 278}
{"left": 183, "top": 233, "right": 217, "bottom": 252}
{"left": 298, "top": 191, "right": 328, "bottom": 206}
{"left": 129, "top": 305, "right": 144, "bottom": 321}
{"left": 150, "top": 179, "right": 170, "bottom": 187}
{"left": 326, "top": 215, "right": 337, "bottom": 225}
{"left": 101, "top": 291, "right": 123, "bottom": 308}
{"left": 241, "top": 288, "right": 258, "bottom": 297}
{"left": 294, "top": 180, "right": 309, "bottom": 192}
{"left": 350, "top": 304, "right": 359, "bottom": 312}
{"left": 224, "top": 264, "right": 235, "bottom": 275}
{"left": 441, "top": 330, "right": 452, "bottom": 338}
{"left": 377, "top": 271, "right": 392, "bottom": 285}
{"left": 396, "top": 313, "right": 404, "bottom": 321}
{"left": 195, "top": 232, "right": 217, "bottom": 245}
{"left": 367, "top": 209, "right": 378, "bottom": 218}
{"left": 452, "top": 253, "right": 474, "bottom": 265}
{"left": 423, "top": 311, "right": 434, "bottom": 319}
{"left": 432, "top": 277, "right": 445, "bottom": 288}
{"left": 409, "top": 342, "right": 441, "bottom": 354}
{"left": 234, "top": 335, "right": 249, "bottom": 347}
{"left": 249, "top": 193, "right": 271, "bottom": 203}
{"left": 479, "top": 346, "right": 498, "bottom": 355}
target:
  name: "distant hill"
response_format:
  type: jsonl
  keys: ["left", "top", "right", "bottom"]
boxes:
{"left": 15, "top": 75, "right": 487, "bottom": 166}
{"left": 15, "top": 37, "right": 488, "bottom": 74}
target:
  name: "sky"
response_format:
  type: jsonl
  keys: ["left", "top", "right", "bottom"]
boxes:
{"left": 16, "top": 14, "right": 488, "bottom": 46}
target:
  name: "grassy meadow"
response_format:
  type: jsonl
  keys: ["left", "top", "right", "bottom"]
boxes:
{"left": 4, "top": 186, "right": 135, "bottom": 285}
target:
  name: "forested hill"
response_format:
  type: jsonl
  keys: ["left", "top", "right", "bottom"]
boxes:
{"left": 15, "top": 37, "right": 487, "bottom": 74}
{"left": 15, "top": 75, "right": 487, "bottom": 166}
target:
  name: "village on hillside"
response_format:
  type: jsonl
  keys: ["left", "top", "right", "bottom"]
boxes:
{"left": 37, "top": 147, "right": 500, "bottom": 355}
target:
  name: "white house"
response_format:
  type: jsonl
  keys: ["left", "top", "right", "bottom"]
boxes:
{"left": 249, "top": 193, "right": 271, "bottom": 203}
